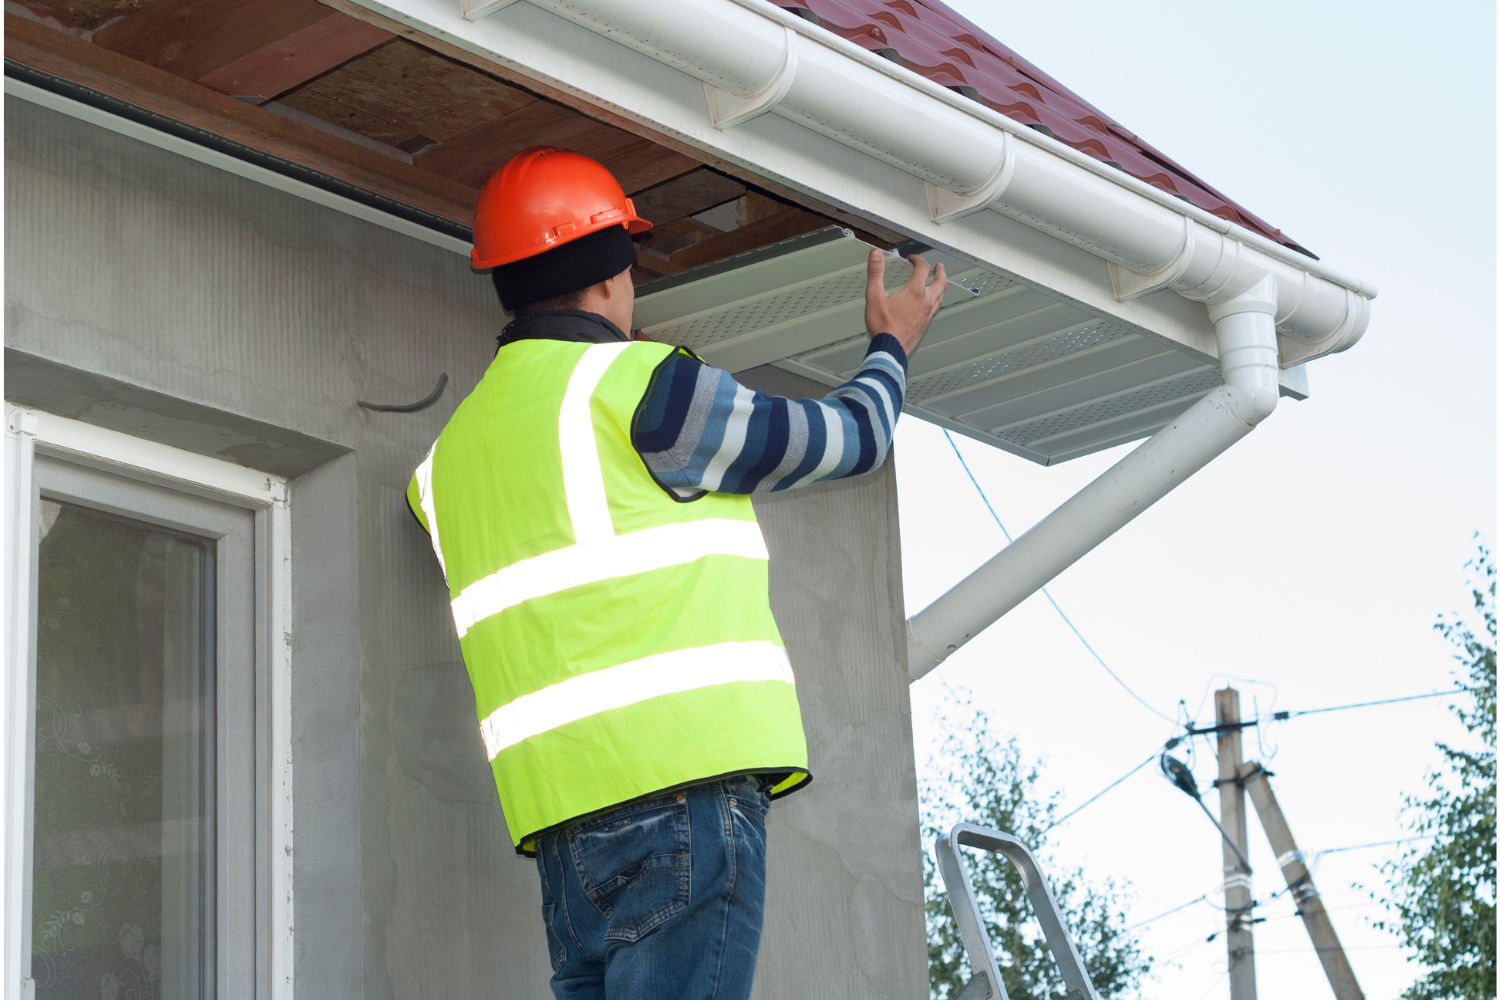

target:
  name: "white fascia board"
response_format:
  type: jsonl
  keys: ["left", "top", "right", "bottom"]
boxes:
{"left": 343, "top": 0, "right": 1223, "bottom": 362}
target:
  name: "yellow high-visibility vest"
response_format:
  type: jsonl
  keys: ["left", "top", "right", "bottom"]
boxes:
{"left": 408, "top": 339, "right": 810, "bottom": 851}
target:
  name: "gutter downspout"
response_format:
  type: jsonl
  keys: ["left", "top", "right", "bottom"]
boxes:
{"left": 907, "top": 277, "right": 1280, "bottom": 680}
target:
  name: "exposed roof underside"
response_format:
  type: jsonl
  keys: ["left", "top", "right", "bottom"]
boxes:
{"left": 636, "top": 229, "right": 1224, "bottom": 465}
{"left": 777, "top": 0, "right": 1314, "bottom": 258}
{"left": 5, "top": 0, "right": 1317, "bottom": 467}
{"left": 6, "top": 0, "right": 900, "bottom": 282}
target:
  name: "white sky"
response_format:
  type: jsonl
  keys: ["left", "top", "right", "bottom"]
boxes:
{"left": 900, "top": 2, "right": 1496, "bottom": 997}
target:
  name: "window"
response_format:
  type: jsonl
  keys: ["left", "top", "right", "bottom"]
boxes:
{"left": 4, "top": 408, "right": 292, "bottom": 1000}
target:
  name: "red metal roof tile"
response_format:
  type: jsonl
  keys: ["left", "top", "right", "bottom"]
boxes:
{"left": 778, "top": 0, "right": 1315, "bottom": 258}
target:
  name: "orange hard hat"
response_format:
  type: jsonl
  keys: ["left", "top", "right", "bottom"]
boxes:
{"left": 471, "top": 146, "right": 652, "bottom": 270}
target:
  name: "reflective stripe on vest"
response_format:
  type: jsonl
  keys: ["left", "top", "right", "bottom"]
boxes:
{"left": 451, "top": 518, "right": 767, "bottom": 637}
{"left": 479, "top": 640, "right": 794, "bottom": 758}
{"left": 413, "top": 442, "right": 447, "bottom": 584}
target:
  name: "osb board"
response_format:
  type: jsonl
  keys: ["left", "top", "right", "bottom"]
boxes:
{"left": 277, "top": 86, "right": 427, "bottom": 150}
{"left": 283, "top": 38, "right": 536, "bottom": 145}
{"left": 631, "top": 169, "right": 745, "bottom": 228}
{"left": 415, "top": 99, "right": 697, "bottom": 194}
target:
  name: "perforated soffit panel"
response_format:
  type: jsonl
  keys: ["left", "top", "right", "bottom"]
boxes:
{"left": 634, "top": 228, "right": 1222, "bottom": 466}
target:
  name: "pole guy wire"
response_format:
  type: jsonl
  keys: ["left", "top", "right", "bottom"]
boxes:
{"left": 942, "top": 429, "right": 1177, "bottom": 724}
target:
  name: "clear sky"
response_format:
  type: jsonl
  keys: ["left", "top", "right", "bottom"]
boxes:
{"left": 899, "top": 2, "right": 1496, "bottom": 997}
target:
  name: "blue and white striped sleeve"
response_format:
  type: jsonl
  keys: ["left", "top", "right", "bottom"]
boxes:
{"left": 631, "top": 332, "right": 908, "bottom": 496}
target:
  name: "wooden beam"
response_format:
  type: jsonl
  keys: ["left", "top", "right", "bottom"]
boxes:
{"left": 416, "top": 99, "right": 698, "bottom": 193}
{"left": 94, "top": 0, "right": 392, "bottom": 101}
{"left": 198, "top": 16, "right": 391, "bottom": 101}
{"left": 7, "top": 13, "right": 477, "bottom": 226}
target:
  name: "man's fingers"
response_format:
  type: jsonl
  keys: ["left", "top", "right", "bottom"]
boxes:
{"left": 929, "top": 263, "right": 948, "bottom": 308}
{"left": 866, "top": 248, "right": 886, "bottom": 302}
{"left": 906, "top": 253, "right": 932, "bottom": 290}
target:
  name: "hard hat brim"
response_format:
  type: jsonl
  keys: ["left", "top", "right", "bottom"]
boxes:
{"left": 471, "top": 216, "right": 651, "bottom": 271}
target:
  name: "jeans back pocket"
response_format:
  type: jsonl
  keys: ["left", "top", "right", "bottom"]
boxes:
{"left": 567, "top": 794, "right": 692, "bottom": 942}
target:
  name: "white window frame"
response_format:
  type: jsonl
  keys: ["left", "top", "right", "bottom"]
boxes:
{"left": 3, "top": 404, "right": 293, "bottom": 1000}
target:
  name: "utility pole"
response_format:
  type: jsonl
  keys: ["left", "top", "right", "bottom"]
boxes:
{"left": 1239, "top": 762, "right": 1365, "bottom": 1000}
{"left": 1216, "top": 688, "right": 1257, "bottom": 1000}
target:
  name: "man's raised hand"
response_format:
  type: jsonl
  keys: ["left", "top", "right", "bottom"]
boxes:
{"left": 864, "top": 248, "right": 947, "bottom": 355}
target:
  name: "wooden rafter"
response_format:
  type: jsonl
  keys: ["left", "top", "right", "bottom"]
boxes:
{"left": 93, "top": 0, "right": 392, "bottom": 103}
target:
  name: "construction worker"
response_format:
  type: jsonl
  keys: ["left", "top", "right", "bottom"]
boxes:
{"left": 407, "top": 146, "right": 945, "bottom": 1000}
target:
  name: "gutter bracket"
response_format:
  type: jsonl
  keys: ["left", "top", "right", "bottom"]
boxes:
{"left": 926, "top": 131, "right": 1014, "bottom": 225}
{"left": 1109, "top": 215, "right": 1195, "bottom": 300}
{"left": 460, "top": 0, "right": 521, "bottom": 22}
{"left": 704, "top": 26, "right": 798, "bottom": 129}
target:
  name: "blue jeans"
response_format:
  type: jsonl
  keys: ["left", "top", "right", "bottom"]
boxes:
{"left": 533, "top": 774, "right": 773, "bottom": 1000}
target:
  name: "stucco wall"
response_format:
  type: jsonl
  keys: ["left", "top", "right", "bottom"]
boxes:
{"left": 5, "top": 96, "right": 927, "bottom": 999}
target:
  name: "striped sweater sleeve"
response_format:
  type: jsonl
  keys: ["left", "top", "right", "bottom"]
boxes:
{"left": 631, "top": 332, "right": 908, "bottom": 496}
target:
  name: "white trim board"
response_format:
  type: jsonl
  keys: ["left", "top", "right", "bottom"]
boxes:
{"left": 5, "top": 74, "right": 471, "bottom": 259}
{"left": 2, "top": 404, "right": 295, "bottom": 1000}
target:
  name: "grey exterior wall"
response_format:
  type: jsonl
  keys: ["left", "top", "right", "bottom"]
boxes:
{"left": 5, "top": 96, "right": 926, "bottom": 999}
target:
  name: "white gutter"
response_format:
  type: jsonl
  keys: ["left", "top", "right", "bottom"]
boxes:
{"left": 436, "top": 0, "right": 1374, "bottom": 677}
{"left": 495, "top": 0, "right": 1373, "bottom": 367}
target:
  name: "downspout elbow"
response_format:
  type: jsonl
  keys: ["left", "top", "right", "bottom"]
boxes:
{"left": 1207, "top": 276, "right": 1281, "bottom": 428}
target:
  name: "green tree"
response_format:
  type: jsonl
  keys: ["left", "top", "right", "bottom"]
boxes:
{"left": 1379, "top": 543, "right": 1497, "bottom": 999}
{"left": 921, "top": 700, "right": 1152, "bottom": 999}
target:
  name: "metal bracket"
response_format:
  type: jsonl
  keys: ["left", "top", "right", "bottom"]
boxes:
{"left": 934, "top": 822, "right": 1102, "bottom": 1000}
{"left": 953, "top": 970, "right": 994, "bottom": 1000}
{"left": 704, "top": 25, "right": 798, "bottom": 129}
{"left": 1108, "top": 214, "right": 1197, "bottom": 301}
{"left": 925, "top": 131, "right": 1014, "bottom": 225}
{"left": 460, "top": 0, "right": 522, "bottom": 22}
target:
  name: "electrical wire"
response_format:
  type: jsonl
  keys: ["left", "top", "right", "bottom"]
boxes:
{"left": 942, "top": 429, "right": 1177, "bottom": 724}
{"left": 1122, "top": 894, "right": 1209, "bottom": 932}
{"left": 1042, "top": 750, "right": 1158, "bottom": 834}
{"left": 1272, "top": 689, "right": 1466, "bottom": 720}
{"left": 1312, "top": 834, "right": 1435, "bottom": 859}
{"left": 1193, "top": 970, "right": 1229, "bottom": 1000}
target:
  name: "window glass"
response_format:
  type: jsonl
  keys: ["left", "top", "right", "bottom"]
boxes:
{"left": 30, "top": 499, "right": 214, "bottom": 1000}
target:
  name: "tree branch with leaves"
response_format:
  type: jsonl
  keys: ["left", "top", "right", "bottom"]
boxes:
{"left": 1378, "top": 541, "right": 1497, "bottom": 1000}
{"left": 920, "top": 698, "right": 1152, "bottom": 999}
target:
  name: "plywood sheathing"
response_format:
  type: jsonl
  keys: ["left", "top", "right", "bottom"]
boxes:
{"left": 284, "top": 39, "right": 535, "bottom": 147}
{"left": 415, "top": 100, "right": 697, "bottom": 194}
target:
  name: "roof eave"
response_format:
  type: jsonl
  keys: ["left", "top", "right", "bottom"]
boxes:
{"left": 331, "top": 0, "right": 1373, "bottom": 373}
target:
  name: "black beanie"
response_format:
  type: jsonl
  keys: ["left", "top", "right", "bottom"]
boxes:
{"left": 489, "top": 224, "right": 637, "bottom": 312}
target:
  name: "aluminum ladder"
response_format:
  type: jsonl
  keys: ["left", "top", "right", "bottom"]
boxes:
{"left": 934, "top": 823, "right": 1102, "bottom": 1000}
